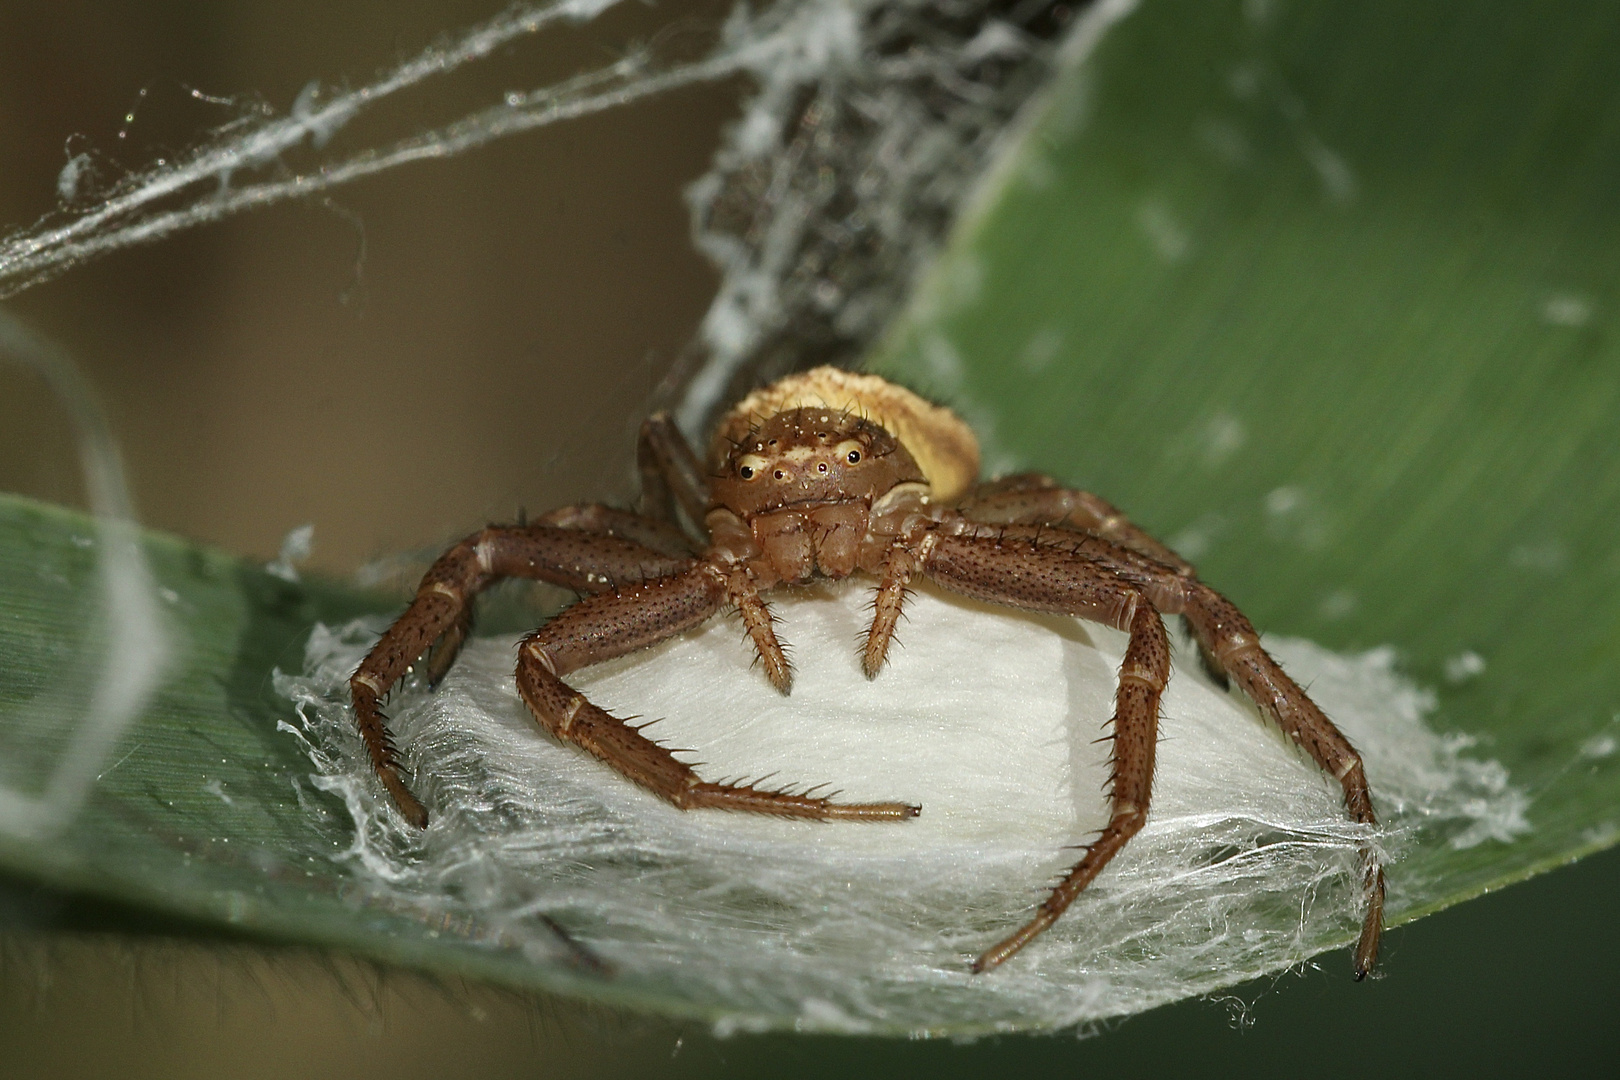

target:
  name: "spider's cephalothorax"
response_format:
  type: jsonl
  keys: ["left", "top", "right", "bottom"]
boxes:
{"left": 349, "top": 367, "right": 1385, "bottom": 977}
{"left": 707, "top": 408, "right": 925, "bottom": 585}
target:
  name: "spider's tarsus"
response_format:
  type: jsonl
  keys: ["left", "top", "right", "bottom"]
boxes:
{"left": 386, "top": 780, "right": 429, "bottom": 829}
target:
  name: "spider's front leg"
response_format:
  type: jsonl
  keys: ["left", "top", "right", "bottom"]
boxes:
{"left": 1180, "top": 581, "right": 1386, "bottom": 978}
{"left": 514, "top": 564, "right": 917, "bottom": 821}
{"left": 350, "top": 525, "right": 694, "bottom": 827}
{"left": 880, "top": 532, "right": 1170, "bottom": 971}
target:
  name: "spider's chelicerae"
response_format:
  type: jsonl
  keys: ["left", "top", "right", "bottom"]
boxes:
{"left": 351, "top": 367, "right": 1385, "bottom": 976}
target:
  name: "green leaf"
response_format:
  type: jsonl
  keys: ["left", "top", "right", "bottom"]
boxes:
{"left": 870, "top": 0, "right": 1620, "bottom": 917}
{"left": 0, "top": 497, "right": 367, "bottom": 940}
{"left": 4, "top": 0, "right": 1620, "bottom": 1039}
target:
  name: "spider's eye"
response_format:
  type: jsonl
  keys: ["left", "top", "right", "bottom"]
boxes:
{"left": 835, "top": 439, "right": 863, "bottom": 466}
{"left": 737, "top": 454, "right": 767, "bottom": 480}
{"left": 846, "top": 450, "right": 862, "bottom": 464}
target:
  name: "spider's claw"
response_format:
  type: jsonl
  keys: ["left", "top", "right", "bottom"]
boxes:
{"left": 1351, "top": 861, "right": 1386, "bottom": 979}
{"left": 764, "top": 661, "right": 794, "bottom": 695}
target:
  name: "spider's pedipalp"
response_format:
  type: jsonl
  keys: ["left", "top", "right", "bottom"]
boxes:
{"left": 726, "top": 568, "right": 794, "bottom": 694}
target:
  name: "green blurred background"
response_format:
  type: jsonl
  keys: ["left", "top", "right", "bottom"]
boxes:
{"left": 2, "top": 1, "right": 1618, "bottom": 1076}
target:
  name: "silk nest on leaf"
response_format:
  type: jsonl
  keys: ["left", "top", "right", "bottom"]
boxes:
{"left": 277, "top": 579, "right": 1528, "bottom": 1035}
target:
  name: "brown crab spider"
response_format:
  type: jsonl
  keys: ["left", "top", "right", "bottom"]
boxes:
{"left": 349, "top": 367, "right": 1385, "bottom": 976}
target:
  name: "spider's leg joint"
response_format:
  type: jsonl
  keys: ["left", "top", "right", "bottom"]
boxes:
{"left": 522, "top": 639, "right": 558, "bottom": 675}
{"left": 558, "top": 694, "right": 586, "bottom": 733}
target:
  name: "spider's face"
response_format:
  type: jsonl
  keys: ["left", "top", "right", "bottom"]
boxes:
{"left": 711, "top": 408, "right": 925, "bottom": 516}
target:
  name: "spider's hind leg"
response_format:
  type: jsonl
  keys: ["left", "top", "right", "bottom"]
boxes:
{"left": 959, "top": 475, "right": 1196, "bottom": 576}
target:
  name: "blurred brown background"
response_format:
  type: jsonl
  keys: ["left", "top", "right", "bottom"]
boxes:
{"left": 8, "top": 4, "right": 1620, "bottom": 1079}
{"left": 0, "top": 0, "right": 735, "bottom": 1074}
{"left": 0, "top": 0, "right": 734, "bottom": 574}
